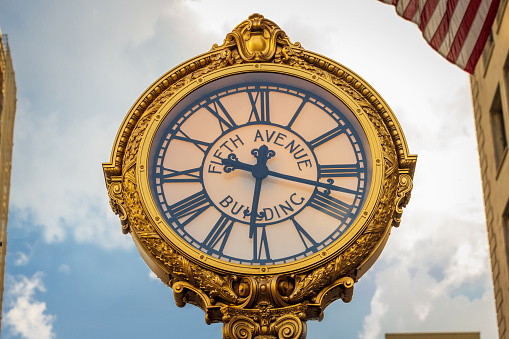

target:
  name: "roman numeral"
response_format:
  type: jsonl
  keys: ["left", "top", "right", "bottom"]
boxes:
{"left": 161, "top": 167, "right": 201, "bottom": 183}
{"left": 253, "top": 226, "right": 271, "bottom": 261}
{"left": 308, "top": 191, "right": 351, "bottom": 220}
{"left": 204, "top": 100, "right": 237, "bottom": 133}
{"left": 247, "top": 90, "right": 270, "bottom": 123}
{"left": 309, "top": 126, "right": 344, "bottom": 149}
{"left": 286, "top": 97, "right": 308, "bottom": 128}
{"left": 172, "top": 129, "right": 211, "bottom": 153}
{"left": 169, "top": 190, "right": 211, "bottom": 227}
{"left": 290, "top": 217, "right": 317, "bottom": 249}
{"left": 318, "top": 164, "right": 360, "bottom": 178}
{"left": 202, "top": 215, "right": 235, "bottom": 254}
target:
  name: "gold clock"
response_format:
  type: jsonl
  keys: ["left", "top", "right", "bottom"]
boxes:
{"left": 103, "top": 14, "right": 416, "bottom": 339}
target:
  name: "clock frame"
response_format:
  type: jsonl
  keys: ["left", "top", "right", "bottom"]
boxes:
{"left": 103, "top": 14, "right": 416, "bottom": 339}
{"left": 138, "top": 65, "right": 383, "bottom": 275}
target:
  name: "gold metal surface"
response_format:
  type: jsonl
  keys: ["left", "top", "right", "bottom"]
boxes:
{"left": 0, "top": 34, "right": 16, "bottom": 335}
{"left": 103, "top": 14, "right": 416, "bottom": 339}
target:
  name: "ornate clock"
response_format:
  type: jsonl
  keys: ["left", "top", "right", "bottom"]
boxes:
{"left": 103, "top": 14, "right": 416, "bottom": 339}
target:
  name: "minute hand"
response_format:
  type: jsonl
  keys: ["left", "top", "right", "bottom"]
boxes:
{"left": 266, "top": 170, "right": 359, "bottom": 195}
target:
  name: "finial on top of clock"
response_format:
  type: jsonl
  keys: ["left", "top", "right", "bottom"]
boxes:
{"left": 212, "top": 13, "right": 301, "bottom": 63}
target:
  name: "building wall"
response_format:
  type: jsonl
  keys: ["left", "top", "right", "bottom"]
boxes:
{"left": 470, "top": 1, "right": 509, "bottom": 338}
{"left": 0, "top": 32, "right": 16, "bottom": 333}
{"left": 386, "top": 333, "right": 480, "bottom": 339}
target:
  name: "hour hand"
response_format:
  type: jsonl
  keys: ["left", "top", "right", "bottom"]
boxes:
{"left": 221, "top": 154, "right": 255, "bottom": 173}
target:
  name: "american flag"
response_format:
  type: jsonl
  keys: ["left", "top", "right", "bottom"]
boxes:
{"left": 378, "top": 0, "right": 501, "bottom": 73}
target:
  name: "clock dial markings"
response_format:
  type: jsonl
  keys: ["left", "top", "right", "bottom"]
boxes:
{"left": 286, "top": 96, "right": 308, "bottom": 129}
{"left": 290, "top": 217, "right": 317, "bottom": 249}
{"left": 254, "top": 225, "right": 271, "bottom": 261}
{"left": 202, "top": 214, "right": 235, "bottom": 254}
{"left": 308, "top": 191, "right": 352, "bottom": 221}
{"left": 309, "top": 126, "right": 344, "bottom": 149}
{"left": 170, "top": 190, "right": 211, "bottom": 227}
{"left": 172, "top": 129, "right": 211, "bottom": 153}
{"left": 318, "top": 164, "right": 360, "bottom": 178}
{"left": 247, "top": 89, "right": 270, "bottom": 123}
{"left": 204, "top": 100, "right": 237, "bottom": 133}
{"left": 161, "top": 166, "right": 202, "bottom": 183}
{"left": 149, "top": 73, "right": 372, "bottom": 266}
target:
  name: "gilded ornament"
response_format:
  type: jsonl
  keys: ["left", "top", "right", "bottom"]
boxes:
{"left": 103, "top": 13, "right": 416, "bottom": 338}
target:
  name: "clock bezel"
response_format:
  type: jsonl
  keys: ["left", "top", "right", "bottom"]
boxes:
{"left": 136, "top": 63, "right": 384, "bottom": 275}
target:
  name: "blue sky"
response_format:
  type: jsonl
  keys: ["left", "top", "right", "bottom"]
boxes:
{"left": 0, "top": 0, "right": 498, "bottom": 338}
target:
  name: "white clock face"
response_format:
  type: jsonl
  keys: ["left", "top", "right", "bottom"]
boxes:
{"left": 148, "top": 72, "right": 372, "bottom": 266}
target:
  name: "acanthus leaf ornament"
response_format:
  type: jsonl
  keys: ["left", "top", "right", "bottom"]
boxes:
{"left": 212, "top": 13, "right": 301, "bottom": 63}
{"left": 103, "top": 13, "right": 417, "bottom": 339}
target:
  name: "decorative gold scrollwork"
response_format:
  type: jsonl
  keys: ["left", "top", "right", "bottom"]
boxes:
{"left": 273, "top": 315, "right": 305, "bottom": 339}
{"left": 102, "top": 13, "right": 417, "bottom": 339}
{"left": 212, "top": 13, "right": 301, "bottom": 63}
{"left": 393, "top": 173, "right": 414, "bottom": 227}
{"left": 106, "top": 178, "right": 129, "bottom": 233}
{"left": 223, "top": 316, "right": 257, "bottom": 339}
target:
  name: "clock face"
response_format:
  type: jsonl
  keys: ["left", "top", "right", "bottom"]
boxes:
{"left": 147, "top": 72, "right": 372, "bottom": 266}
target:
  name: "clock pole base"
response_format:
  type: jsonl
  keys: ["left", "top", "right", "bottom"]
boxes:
{"left": 222, "top": 312, "right": 307, "bottom": 339}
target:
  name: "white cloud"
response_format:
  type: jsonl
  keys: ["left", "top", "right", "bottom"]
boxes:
{"left": 352, "top": 60, "right": 496, "bottom": 334}
{"left": 13, "top": 251, "right": 30, "bottom": 266}
{"left": 360, "top": 264, "right": 496, "bottom": 338}
{"left": 361, "top": 287, "right": 388, "bottom": 339}
{"left": 3, "top": 273, "right": 56, "bottom": 339}
{"left": 58, "top": 264, "right": 70, "bottom": 274}
{"left": 1, "top": 0, "right": 498, "bottom": 337}
{"left": 358, "top": 209, "right": 496, "bottom": 338}
{"left": 7, "top": 0, "right": 216, "bottom": 249}
{"left": 148, "top": 271, "right": 158, "bottom": 281}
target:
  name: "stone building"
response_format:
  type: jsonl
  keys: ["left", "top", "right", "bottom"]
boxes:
{"left": 386, "top": 333, "right": 480, "bottom": 339}
{"left": 469, "top": 0, "right": 509, "bottom": 338}
{"left": 0, "top": 30, "right": 16, "bottom": 331}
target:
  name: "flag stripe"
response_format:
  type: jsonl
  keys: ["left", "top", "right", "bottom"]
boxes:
{"left": 378, "top": 0, "right": 500, "bottom": 73}
{"left": 431, "top": 0, "right": 459, "bottom": 51}
{"left": 464, "top": 0, "right": 499, "bottom": 72}
{"left": 419, "top": 0, "right": 441, "bottom": 31}
{"left": 446, "top": 0, "right": 482, "bottom": 63}
{"left": 397, "top": 0, "right": 410, "bottom": 15}
{"left": 455, "top": 0, "right": 490, "bottom": 68}
{"left": 437, "top": 1, "right": 469, "bottom": 57}
{"left": 423, "top": 0, "right": 448, "bottom": 42}
{"left": 403, "top": 0, "right": 420, "bottom": 20}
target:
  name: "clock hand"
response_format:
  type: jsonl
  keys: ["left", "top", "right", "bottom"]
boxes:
{"left": 221, "top": 154, "right": 255, "bottom": 173}
{"left": 248, "top": 177, "right": 263, "bottom": 239}
{"left": 246, "top": 145, "right": 275, "bottom": 238}
{"left": 265, "top": 170, "right": 359, "bottom": 196}
{"left": 222, "top": 146, "right": 275, "bottom": 238}
{"left": 222, "top": 151, "right": 356, "bottom": 195}
{"left": 221, "top": 148, "right": 275, "bottom": 175}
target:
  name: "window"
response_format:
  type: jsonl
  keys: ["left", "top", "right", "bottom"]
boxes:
{"left": 490, "top": 87, "right": 508, "bottom": 168}
{"left": 496, "top": 0, "right": 508, "bottom": 30}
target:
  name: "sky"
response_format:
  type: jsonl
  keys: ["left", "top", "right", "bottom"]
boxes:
{"left": 0, "top": 0, "right": 498, "bottom": 338}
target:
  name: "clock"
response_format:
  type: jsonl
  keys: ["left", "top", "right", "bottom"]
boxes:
{"left": 104, "top": 14, "right": 416, "bottom": 338}
{"left": 138, "top": 65, "right": 382, "bottom": 274}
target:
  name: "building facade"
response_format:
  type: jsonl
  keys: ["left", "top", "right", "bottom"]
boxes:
{"left": 386, "top": 333, "right": 480, "bottom": 339}
{"left": 0, "top": 30, "right": 16, "bottom": 331}
{"left": 470, "top": 1, "right": 509, "bottom": 338}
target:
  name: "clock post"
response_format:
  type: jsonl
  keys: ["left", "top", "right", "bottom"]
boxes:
{"left": 103, "top": 14, "right": 416, "bottom": 339}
